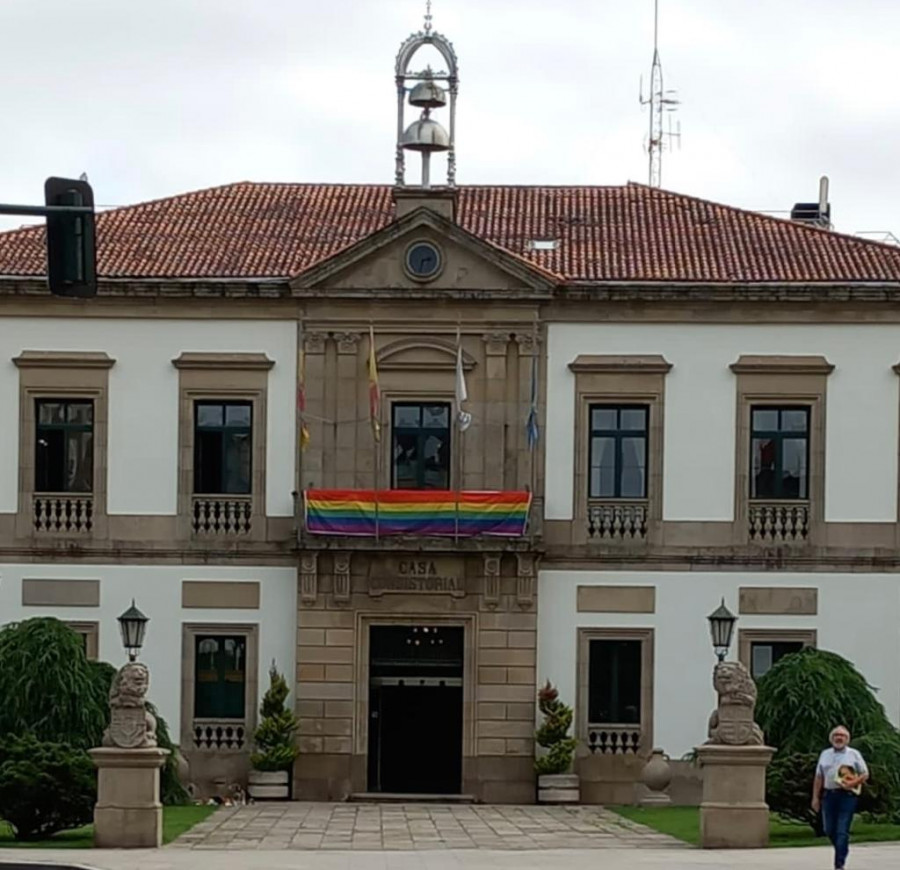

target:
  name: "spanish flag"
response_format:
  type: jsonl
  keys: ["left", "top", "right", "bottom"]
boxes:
{"left": 297, "top": 348, "right": 310, "bottom": 451}
{"left": 368, "top": 325, "right": 381, "bottom": 442}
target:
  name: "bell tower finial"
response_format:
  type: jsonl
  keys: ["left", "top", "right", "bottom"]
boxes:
{"left": 394, "top": 3, "right": 458, "bottom": 189}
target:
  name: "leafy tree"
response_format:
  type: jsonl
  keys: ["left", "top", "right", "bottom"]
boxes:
{"left": 0, "top": 618, "right": 187, "bottom": 805}
{"left": 251, "top": 663, "right": 299, "bottom": 771}
{"left": 0, "top": 734, "right": 96, "bottom": 840}
{"left": 756, "top": 647, "right": 900, "bottom": 826}
{"left": 0, "top": 617, "right": 109, "bottom": 748}
{"left": 534, "top": 681, "right": 578, "bottom": 776}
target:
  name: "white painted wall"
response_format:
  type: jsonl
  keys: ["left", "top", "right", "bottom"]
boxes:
{"left": 538, "top": 570, "right": 900, "bottom": 757}
{"left": 0, "top": 564, "right": 297, "bottom": 742}
{"left": 0, "top": 318, "right": 296, "bottom": 516}
{"left": 546, "top": 323, "right": 900, "bottom": 522}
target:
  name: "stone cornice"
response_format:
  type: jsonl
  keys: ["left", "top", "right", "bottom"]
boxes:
{"left": 13, "top": 350, "right": 116, "bottom": 369}
{"left": 171, "top": 352, "right": 274, "bottom": 371}
{"left": 730, "top": 355, "right": 834, "bottom": 376}
{"left": 568, "top": 354, "right": 672, "bottom": 375}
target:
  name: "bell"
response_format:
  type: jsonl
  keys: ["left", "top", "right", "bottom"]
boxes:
{"left": 401, "top": 117, "right": 450, "bottom": 153}
{"left": 409, "top": 80, "right": 447, "bottom": 109}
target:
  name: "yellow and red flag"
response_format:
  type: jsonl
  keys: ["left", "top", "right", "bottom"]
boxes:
{"left": 298, "top": 347, "right": 310, "bottom": 451}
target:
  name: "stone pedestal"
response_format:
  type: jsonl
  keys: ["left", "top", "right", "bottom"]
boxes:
{"left": 90, "top": 747, "right": 170, "bottom": 848}
{"left": 696, "top": 744, "right": 775, "bottom": 849}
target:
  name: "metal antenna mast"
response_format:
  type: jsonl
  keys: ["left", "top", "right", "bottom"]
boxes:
{"left": 639, "top": 0, "right": 680, "bottom": 187}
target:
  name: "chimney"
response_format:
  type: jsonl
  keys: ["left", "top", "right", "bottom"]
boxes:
{"left": 790, "top": 176, "right": 831, "bottom": 229}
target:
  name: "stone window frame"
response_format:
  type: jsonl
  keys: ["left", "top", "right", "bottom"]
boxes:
{"left": 576, "top": 627, "right": 655, "bottom": 753}
{"left": 353, "top": 612, "right": 477, "bottom": 764}
{"left": 13, "top": 351, "right": 115, "bottom": 540}
{"left": 65, "top": 620, "right": 99, "bottom": 660}
{"left": 381, "top": 388, "right": 459, "bottom": 490}
{"left": 730, "top": 356, "right": 833, "bottom": 546}
{"left": 173, "top": 353, "right": 273, "bottom": 542}
{"left": 737, "top": 628, "right": 817, "bottom": 678}
{"left": 568, "top": 355, "right": 671, "bottom": 545}
{"left": 180, "top": 622, "right": 259, "bottom": 756}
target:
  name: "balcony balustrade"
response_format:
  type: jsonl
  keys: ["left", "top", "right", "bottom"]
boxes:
{"left": 192, "top": 719, "right": 247, "bottom": 752}
{"left": 33, "top": 493, "right": 93, "bottom": 534}
{"left": 587, "top": 500, "right": 648, "bottom": 541}
{"left": 586, "top": 725, "right": 643, "bottom": 755}
{"left": 748, "top": 500, "right": 809, "bottom": 544}
{"left": 192, "top": 495, "right": 253, "bottom": 537}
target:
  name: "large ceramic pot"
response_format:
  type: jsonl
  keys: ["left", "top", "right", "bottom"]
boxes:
{"left": 247, "top": 769, "right": 290, "bottom": 800}
{"left": 537, "top": 773, "right": 580, "bottom": 803}
{"left": 640, "top": 748, "right": 672, "bottom": 805}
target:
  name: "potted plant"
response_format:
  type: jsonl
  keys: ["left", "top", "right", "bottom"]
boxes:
{"left": 247, "top": 662, "right": 299, "bottom": 800}
{"left": 534, "top": 680, "right": 579, "bottom": 803}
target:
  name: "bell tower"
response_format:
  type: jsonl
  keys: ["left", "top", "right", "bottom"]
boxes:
{"left": 393, "top": 3, "right": 458, "bottom": 218}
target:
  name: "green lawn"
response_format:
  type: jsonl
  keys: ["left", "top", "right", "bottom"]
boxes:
{"left": 612, "top": 805, "right": 900, "bottom": 848}
{"left": 0, "top": 804, "right": 217, "bottom": 848}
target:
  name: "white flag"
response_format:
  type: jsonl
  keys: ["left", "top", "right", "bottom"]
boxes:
{"left": 455, "top": 340, "right": 472, "bottom": 431}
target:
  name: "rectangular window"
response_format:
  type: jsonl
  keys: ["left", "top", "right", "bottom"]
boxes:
{"left": 35, "top": 399, "right": 94, "bottom": 493}
{"left": 194, "top": 634, "right": 247, "bottom": 719}
{"left": 193, "top": 401, "right": 252, "bottom": 494}
{"left": 750, "top": 640, "right": 804, "bottom": 680}
{"left": 750, "top": 406, "right": 809, "bottom": 499}
{"left": 391, "top": 402, "right": 451, "bottom": 489}
{"left": 588, "top": 405, "right": 648, "bottom": 499}
{"left": 587, "top": 638, "right": 642, "bottom": 725}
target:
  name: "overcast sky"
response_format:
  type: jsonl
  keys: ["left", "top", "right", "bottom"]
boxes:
{"left": 1, "top": 0, "right": 898, "bottom": 240}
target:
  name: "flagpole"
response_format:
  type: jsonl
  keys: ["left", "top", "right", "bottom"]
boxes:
{"left": 369, "top": 324, "right": 381, "bottom": 542}
{"left": 296, "top": 320, "right": 304, "bottom": 536}
{"left": 529, "top": 314, "right": 539, "bottom": 544}
{"left": 454, "top": 324, "right": 462, "bottom": 543}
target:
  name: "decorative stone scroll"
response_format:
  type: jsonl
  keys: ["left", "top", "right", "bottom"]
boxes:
{"left": 102, "top": 662, "right": 158, "bottom": 749}
{"left": 333, "top": 552, "right": 351, "bottom": 603}
{"left": 304, "top": 332, "right": 327, "bottom": 355}
{"left": 335, "top": 332, "right": 361, "bottom": 355}
{"left": 516, "top": 553, "right": 536, "bottom": 609}
{"left": 706, "top": 661, "right": 764, "bottom": 746}
{"left": 299, "top": 552, "right": 318, "bottom": 605}
{"left": 482, "top": 555, "right": 501, "bottom": 608}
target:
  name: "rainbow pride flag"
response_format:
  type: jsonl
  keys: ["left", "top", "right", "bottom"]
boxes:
{"left": 304, "top": 489, "right": 531, "bottom": 537}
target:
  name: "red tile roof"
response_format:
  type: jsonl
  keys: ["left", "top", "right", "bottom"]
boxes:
{"left": 1, "top": 181, "right": 899, "bottom": 284}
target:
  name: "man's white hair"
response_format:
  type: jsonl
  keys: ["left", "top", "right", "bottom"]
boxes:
{"left": 830, "top": 725, "right": 851, "bottom": 739}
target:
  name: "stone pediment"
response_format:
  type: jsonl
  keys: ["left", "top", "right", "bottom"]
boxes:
{"left": 376, "top": 337, "right": 476, "bottom": 373}
{"left": 291, "top": 207, "right": 554, "bottom": 294}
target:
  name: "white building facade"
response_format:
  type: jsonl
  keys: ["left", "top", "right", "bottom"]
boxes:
{"left": 0, "top": 315, "right": 299, "bottom": 792}
{"left": 539, "top": 317, "right": 900, "bottom": 802}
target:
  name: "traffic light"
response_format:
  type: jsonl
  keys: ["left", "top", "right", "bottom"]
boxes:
{"left": 44, "top": 176, "right": 97, "bottom": 297}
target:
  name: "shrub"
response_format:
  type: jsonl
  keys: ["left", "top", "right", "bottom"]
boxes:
{"left": 0, "top": 618, "right": 189, "bottom": 806}
{"left": 0, "top": 618, "right": 110, "bottom": 748}
{"left": 534, "top": 681, "right": 578, "bottom": 776}
{"left": 756, "top": 647, "right": 900, "bottom": 826}
{"left": 0, "top": 733, "right": 95, "bottom": 840}
{"left": 251, "top": 663, "right": 299, "bottom": 772}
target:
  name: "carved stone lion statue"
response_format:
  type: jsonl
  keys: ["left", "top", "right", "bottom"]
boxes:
{"left": 706, "top": 660, "right": 764, "bottom": 746}
{"left": 102, "top": 661, "right": 158, "bottom": 749}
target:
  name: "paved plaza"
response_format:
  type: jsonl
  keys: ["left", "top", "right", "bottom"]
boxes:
{"left": 170, "top": 802, "right": 684, "bottom": 851}
{"left": 3, "top": 803, "right": 900, "bottom": 869}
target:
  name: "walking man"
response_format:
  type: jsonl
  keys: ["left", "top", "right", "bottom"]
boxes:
{"left": 811, "top": 725, "right": 869, "bottom": 870}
